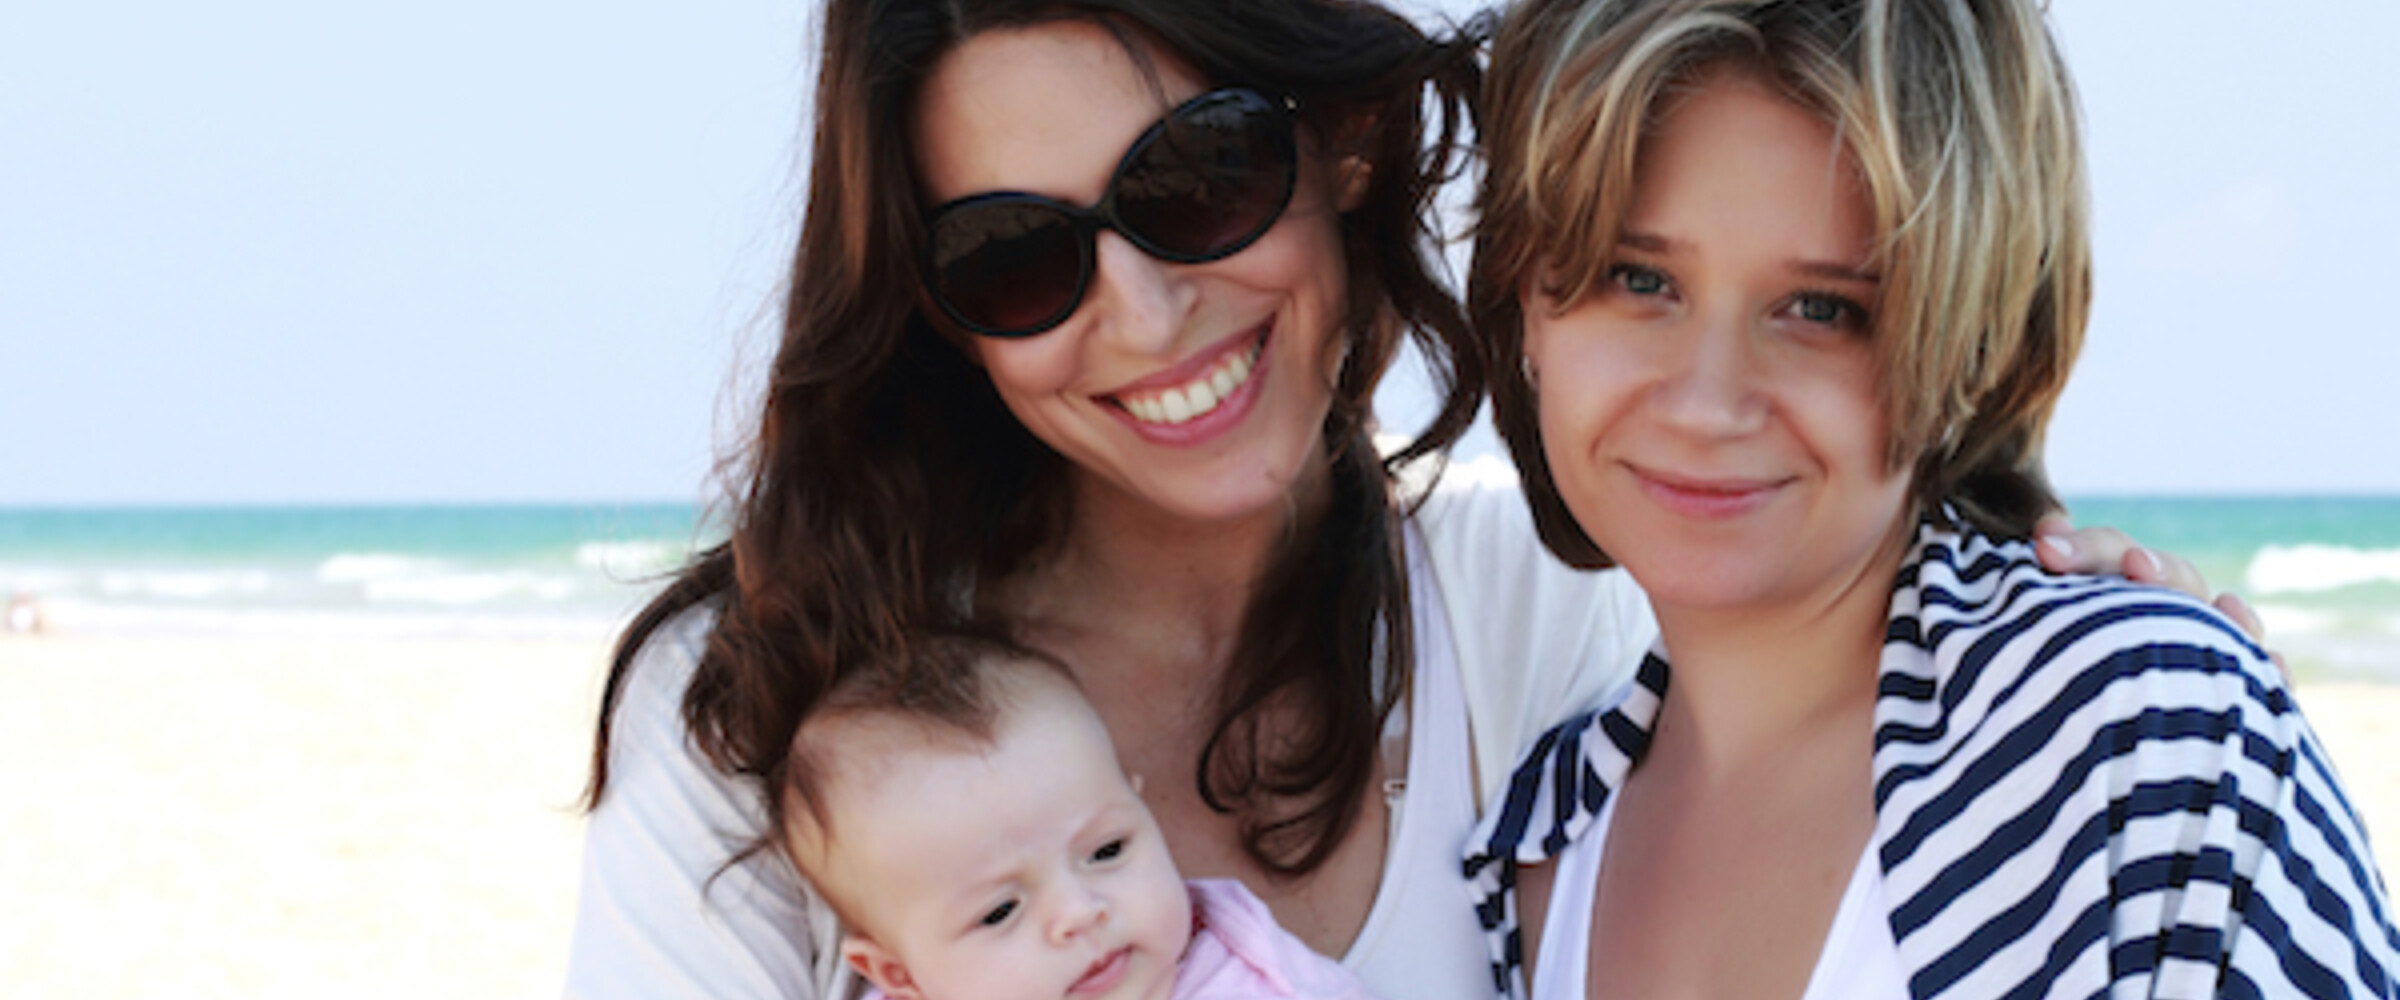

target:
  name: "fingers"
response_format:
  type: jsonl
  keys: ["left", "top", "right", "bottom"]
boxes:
{"left": 2214, "top": 591, "right": 2266, "bottom": 641}
{"left": 2123, "top": 546, "right": 2212, "bottom": 602}
{"left": 2035, "top": 521, "right": 2145, "bottom": 581}
{"left": 2033, "top": 513, "right": 2079, "bottom": 573}
{"left": 2039, "top": 514, "right": 2294, "bottom": 685}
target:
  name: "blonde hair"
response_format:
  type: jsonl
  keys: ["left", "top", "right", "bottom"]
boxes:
{"left": 1473, "top": 0, "right": 2091, "bottom": 565}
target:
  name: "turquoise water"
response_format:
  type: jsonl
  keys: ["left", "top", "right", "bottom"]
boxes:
{"left": 0, "top": 504, "right": 715, "bottom": 638}
{"left": 2063, "top": 497, "right": 2400, "bottom": 681}
{"left": 2, "top": 498, "right": 2395, "bottom": 678}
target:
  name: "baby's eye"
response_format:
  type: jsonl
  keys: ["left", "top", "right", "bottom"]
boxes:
{"left": 1090, "top": 838, "right": 1127, "bottom": 863}
{"left": 978, "top": 900, "right": 1017, "bottom": 927}
{"left": 1607, "top": 264, "right": 1670, "bottom": 296}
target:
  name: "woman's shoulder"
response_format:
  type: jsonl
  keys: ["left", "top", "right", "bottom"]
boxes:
{"left": 1400, "top": 453, "right": 1658, "bottom": 797}
{"left": 1875, "top": 518, "right": 2299, "bottom": 825}
{"left": 1871, "top": 522, "right": 2400, "bottom": 1000}
{"left": 614, "top": 601, "right": 719, "bottom": 709}
{"left": 570, "top": 599, "right": 843, "bottom": 999}
{"left": 1889, "top": 520, "right": 2277, "bottom": 697}
{"left": 1404, "top": 453, "right": 1651, "bottom": 627}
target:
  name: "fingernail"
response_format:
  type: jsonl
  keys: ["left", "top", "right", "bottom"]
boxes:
{"left": 2040, "top": 534, "right": 2073, "bottom": 561}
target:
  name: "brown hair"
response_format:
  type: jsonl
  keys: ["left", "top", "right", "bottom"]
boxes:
{"left": 587, "top": 0, "right": 1489, "bottom": 879}
{"left": 779, "top": 634, "right": 1073, "bottom": 870}
{"left": 1475, "top": 0, "right": 2091, "bottom": 567}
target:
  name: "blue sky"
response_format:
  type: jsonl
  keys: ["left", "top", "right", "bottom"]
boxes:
{"left": 4, "top": 1, "right": 2394, "bottom": 505}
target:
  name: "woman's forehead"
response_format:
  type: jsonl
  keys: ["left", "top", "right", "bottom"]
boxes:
{"left": 910, "top": 20, "right": 1203, "bottom": 203}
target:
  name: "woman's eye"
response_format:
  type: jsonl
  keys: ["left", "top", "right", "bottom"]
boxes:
{"left": 978, "top": 900, "right": 1017, "bottom": 927}
{"left": 1608, "top": 264, "right": 1669, "bottom": 296}
{"left": 1788, "top": 293, "right": 1868, "bottom": 331}
{"left": 1091, "top": 838, "right": 1127, "bottom": 863}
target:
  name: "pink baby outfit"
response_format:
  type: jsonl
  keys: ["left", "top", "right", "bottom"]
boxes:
{"left": 1171, "top": 879, "right": 1376, "bottom": 999}
{"left": 856, "top": 879, "right": 1375, "bottom": 1000}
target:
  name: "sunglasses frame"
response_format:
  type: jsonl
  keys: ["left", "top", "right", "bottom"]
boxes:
{"left": 922, "top": 87, "right": 1301, "bottom": 339}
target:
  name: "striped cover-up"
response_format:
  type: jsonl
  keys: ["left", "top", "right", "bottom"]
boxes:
{"left": 1462, "top": 518, "right": 2400, "bottom": 999}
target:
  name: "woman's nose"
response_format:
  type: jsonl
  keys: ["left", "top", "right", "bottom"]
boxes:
{"left": 1083, "top": 230, "right": 1190, "bottom": 355}
{"left": 1652, "top": 312, "right": 1765, "bottom": 437}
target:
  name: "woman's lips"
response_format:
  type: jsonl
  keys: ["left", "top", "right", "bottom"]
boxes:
{"left": 1106, "top": 325, "right": 1268, "bottom": 427}
{"left": 1101, "top": 323, "right": 1271, "bottom": 446}
{"left": 1629, "top": 465, "right": 1789, "bottom": 520}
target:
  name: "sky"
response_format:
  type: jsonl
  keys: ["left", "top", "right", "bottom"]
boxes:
{"left": 3, "top": 1, "right": 2394, "bottom": 506}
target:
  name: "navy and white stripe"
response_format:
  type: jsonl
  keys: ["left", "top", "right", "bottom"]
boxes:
{"left": 1463, "top": 518, "right": 2400, "bottom": 999}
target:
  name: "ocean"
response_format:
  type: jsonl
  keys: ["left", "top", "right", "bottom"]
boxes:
{"left": 0, "top": 504, "right": 711, "bottom": 641}
{"left": 2, "top": 498, "right": 2395, "bottom": 680}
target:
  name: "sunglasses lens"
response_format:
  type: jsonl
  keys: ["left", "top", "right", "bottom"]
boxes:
{"left": 1117, "top": 91, "right": 1295, "bottom": 261}
{"left": 928, "top": 200, "right": 1085, "bottom": 336}
{"left": 922, "top": 88, "right": 1297, "bottom": 338}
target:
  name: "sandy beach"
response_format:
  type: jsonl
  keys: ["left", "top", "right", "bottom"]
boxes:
{"left": 3, "top": 633, "right": 2396, "bottom": 999}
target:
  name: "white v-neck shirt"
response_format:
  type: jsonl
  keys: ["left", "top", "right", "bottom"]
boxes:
{"left": 1527, "top": 791, "right": 1908, "bottom": 1000}
{"left": 565, "top": 462, "right": 1659, "bottom": 1000}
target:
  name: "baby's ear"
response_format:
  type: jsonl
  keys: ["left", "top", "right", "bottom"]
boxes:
{"left": 841, "top": 936, "right": 923, "bottom": 1000}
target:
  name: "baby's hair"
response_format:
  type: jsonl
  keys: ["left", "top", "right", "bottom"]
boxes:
{"left": 779, "top": 632, "right": 1079, "bottom": 870}
{"left": 1475, "top": 0, "right": 2090, "bottom": 564}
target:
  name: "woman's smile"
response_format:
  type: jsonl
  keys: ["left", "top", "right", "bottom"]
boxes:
{"left": 1623, "top": 463, "right": 1793, "bottom": 521}
{"left": 1104, "top": 323, "right": 1270, "bottom": 438}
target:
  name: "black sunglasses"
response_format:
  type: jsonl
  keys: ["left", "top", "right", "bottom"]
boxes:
{"left": 922, "top": 87, "right": 1300, "bottom": 338}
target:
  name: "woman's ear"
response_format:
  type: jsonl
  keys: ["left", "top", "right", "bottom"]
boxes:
{"left": 1335, "top": 153, "right": 1374, "bottom": 212}
{"left": 1330, "top": 113, "right": 1378, "bottom": 212}
{"left": 842, "top": 936, "right": 924, "bottom": 1000}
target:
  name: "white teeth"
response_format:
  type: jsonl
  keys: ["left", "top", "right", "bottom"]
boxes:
{"left": 1118, "top": 337, "right": 1264, "bottom": 426}
{"left": 1185, "top": 380, "right": 1218, "bottom": 414}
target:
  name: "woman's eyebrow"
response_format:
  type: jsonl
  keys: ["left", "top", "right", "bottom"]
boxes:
{"left": 1790, "top": 258, "right": 1880, "bottom": 284}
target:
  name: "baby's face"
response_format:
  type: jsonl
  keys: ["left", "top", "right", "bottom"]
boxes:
{"left": 828, "top": 680, "right": 1192, "bottom": 1000}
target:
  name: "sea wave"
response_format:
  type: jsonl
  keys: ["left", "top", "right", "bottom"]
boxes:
{"left": 97, "top": 568, "right": 277, "bottom": 601}
{"left": 574, "top": 540, "right": 684, "bottom": 578}
{"left": 361, "top": 571, "right": 579, "bottom": 607}
{"left": 2245, "top": 545, "right": 2400, "bottom": 595}
{"left": 29, "top": 597, "right": 618, "bottom": 640}
{"left": 316, "top": 552, "right": 450, "bottom": 583}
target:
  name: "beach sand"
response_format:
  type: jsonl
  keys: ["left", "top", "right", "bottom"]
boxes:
{"left": 3, "top": 634, "right": 2397, "bottom": 999}
{"left": 0, "top": 634, "right": 604, "bottom": 1000}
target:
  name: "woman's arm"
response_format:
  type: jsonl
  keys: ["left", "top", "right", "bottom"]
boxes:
{"left": 563, "top": 609, "right": 835, "bottom": 1000}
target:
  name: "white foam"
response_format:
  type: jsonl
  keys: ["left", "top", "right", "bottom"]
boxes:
{"left": 96, "top": 569, "right": 277, "bottom": 601}
{"left": 2244, "top": 545, "right": 2400, "bottom": 595}
{"left": 33, "top": 597, "right": 617, "bottom": 641}
{"left": 363, "top": 571, "right": 579, "bottom": 607}
{"left": 316, "top": 553, "right": 446, "bottom": 583}
{"left": 2252, "top": 602, "right": 2339, "bottom": 636}
{"left": 574, "top": 540, "right": 682, "bottom": 578}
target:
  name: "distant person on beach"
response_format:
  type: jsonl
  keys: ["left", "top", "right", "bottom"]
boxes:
{"left": 6, "top": 591, "right": 45, "bottom": 635}
{"left": 779, "top": 636, "right": 1377, "bottom": 1000}
{"left": 562, "top": 1, "right": 2256, "bottom": 997}
{"left": 1460, "top": 0, "right": 2400, "bottom": 997}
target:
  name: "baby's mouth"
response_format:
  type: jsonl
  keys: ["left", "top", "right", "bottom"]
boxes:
{"left": 1066, "top": 946, "right": 1131, "bottom": 997}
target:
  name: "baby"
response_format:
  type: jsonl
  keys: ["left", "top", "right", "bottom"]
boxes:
{"left": 778, "top": 636, "right": 1376, "bottom": 1000}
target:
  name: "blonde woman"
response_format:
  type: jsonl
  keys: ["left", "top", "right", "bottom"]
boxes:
{"left": 1461, "top": 1, "right": 2399, "bottom": 997}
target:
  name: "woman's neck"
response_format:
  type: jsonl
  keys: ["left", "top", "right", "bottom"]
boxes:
{"left": 1644, "top": 520, "right": 1912, "bottom": 771}
{"left": 996, "top": 453, "right": 1335, "bottom": 684}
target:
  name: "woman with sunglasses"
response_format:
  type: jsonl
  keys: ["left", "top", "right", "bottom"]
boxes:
{"left": 563, "top": 2, "right": 2245, "bottom": 998}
